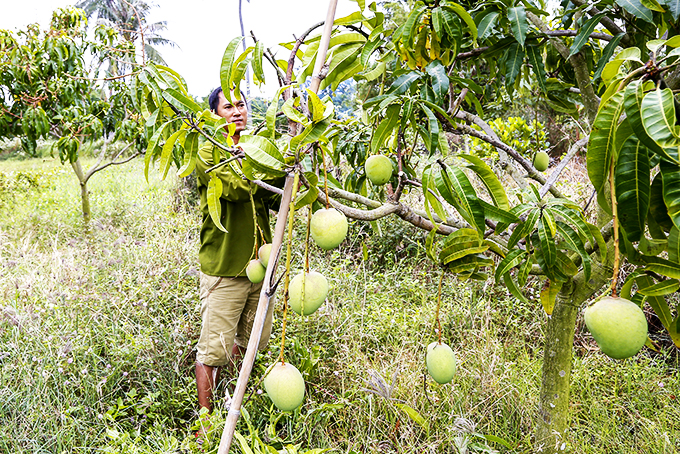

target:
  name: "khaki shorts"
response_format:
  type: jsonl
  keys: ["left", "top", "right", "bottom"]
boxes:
{"left": 196, "top": 272, "right": 275, "bottom": 367}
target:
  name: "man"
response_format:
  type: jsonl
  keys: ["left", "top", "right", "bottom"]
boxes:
{"left": 194, "top": 87, "right": 279, "bottom": 412}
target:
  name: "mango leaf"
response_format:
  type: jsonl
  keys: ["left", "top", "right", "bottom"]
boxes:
{"left": 593, "top": 34, "right": 626, "bottom": 81}
{"left": 282, "top": 97, "right": 309, "bottom": 126}
{"left": 587, "top": 90, "right": 625, "bottom": 202}
{"left": 178, "top": 131, "right": 199, "bottom": 178}
{"left": 638, "top": 279, "right": 680, "bottom": 296}
{"left": 504, "top": 43, "right": 524, "bottom": 89}
{"left": 477, "top": 11, "right": 499, "bottom": 41}
{"left": 668, "top": 0, "right": 680, "bottom": 20}
{"left": 479, "top": 200, "right": 518, "bottom": 224}
{"left": 360, "top": 37, "right": 383, "bottom": 67}
{"left": 395, "top": 403, "right": 429, "bottom": 431}
{"left": 615, "top": 0, "right": 654, "bottom": 22}
{"left": 507, "top": 6, "right": 528, "bottom": 47}
{"left": 641, "top": 0, "right": 665, "bottom": 12}
{"left": 538, "top": 214, "right": 557, "bottom": 267}
{"left": 624, "top": 80, "right": 669, "bottom": 159}
{"left": 517, "top": 254, "right": 533, "bottom": 286}
{"left": 162, "top": 89, "right": 202, "bottom": 113}
{"left": 601, "top": 48, "right": 642, "bottom": 82}
{"left": 494, "top": 249, "right": 526, "bottom": 283}
{"left": 504, "top": 273, "right": 529, "bottom": 303}
{"left": 144, "top": 119, "right": 174, "bottom": 182}
{"left": 306, "top": 89, "right": 327, "bottom": 123}
{"left": 443, "top": 2, "right": 478, "bottom": 41}
{"left": 371, "top": 104, "right": 401, "bottom": 154}
{"left": 640, "top": 87, "right": 680, "bottom": 162}
{"left": 526, "top": 44, "right": 547, "bottom": 94}
{"left": 290, "top": 118, "right": 331, "bottom": 151}
{"left": 661, "top": 159, "right": 680, "bottom": 230}
{"left": 389, "top": 71, "right": 422, "bottom": 95}
{"left": 439, "top": 234, "right": 489, "bottom": 265}
{"left": 540, "top": 280, "right": 563, "bottom": 315}
{"left": 458, "top": 154, "right": 510, "bottom": 210}
{"left": 643, "top": 255, "right": 680, "bottom": 278}
{"left": 238, "top": 134, "right": 286, "bottom": 176}
{"left": 507, "top": 208, "right": 540, "bottom": 249}
{"left": 252, "top": 41, "right": 265, "bottom": 84}
{"left": 569, "top": 13, "right": 607, "bottom": 58}
{"left": 615, "top": 137, "right": 650, "bottom": 242}
{"left": 446, "top": 166, "right": 486, "bottom": 233}
{"left": 159, "top": 129, "right": 186, "bottom": 180}
{"left": 220, "top": 37, "right": 244, "bottom": 102}
{"left": 422, "top": 165, "right": 448, "bottom": 227}
{"left": 669, "top": 227, "right": 680, "bottom": 263}
{"left": 556, "top": 221, "right": 591, "bottom": 281}
{"left": 425, "top": 61, "right": 450, "bottom": 104}
{"left": 447, "top": 254, "right": 494, "bottom": 273}
{"left": 636, "top": 275, "right": 680, "bottom": 346}
{"left": 207, "top": 173, "right": 227, "bottom": 232}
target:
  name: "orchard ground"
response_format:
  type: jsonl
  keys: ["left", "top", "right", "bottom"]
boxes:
{"left": 1, "top": 151, "right": 679, "bottom": 453}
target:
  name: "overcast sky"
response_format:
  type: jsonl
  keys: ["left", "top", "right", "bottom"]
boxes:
{"left": 0, "top": 0, "right": 361, "bottom": 98}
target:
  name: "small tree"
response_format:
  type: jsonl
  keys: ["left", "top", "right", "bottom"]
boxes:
{"left": 0, "top": 7, "right": 148, "bottom": 221}
{"left": 138, "top": 1, "right": 680, "bottom": 452}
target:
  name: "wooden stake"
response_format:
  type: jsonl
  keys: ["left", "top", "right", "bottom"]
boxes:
{"left": 217, "top": 175, "right": 294, "bottom": 454}
{"left": 217, "top": 2, "right": 338, "bottom": 450}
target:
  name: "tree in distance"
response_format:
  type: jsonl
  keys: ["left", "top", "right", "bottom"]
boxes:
{"left": 365, "top": 154, "right": 393, "bottom": 185}
{"left": 426, "top": 341, "right": 456, "bottom": 384}
{"left": 246, "top": 259, "right": 265, "bottom": 283}
{"left": 584, "top": 296, "right": 648, "bottom": 359}
{"left": 533, "top": 151, "right": 549, "bottom": 172}
{"left": 289, "top": 271, "right": 329, "bottom": 316}
{"left": 258, "top": 243, "right": 272, "bottom": 268}
{"left": 263, "top": 361, "right": 305, "bottom": 411}
{"left": 310, "top": 208, "right": 348, "bottom": 250}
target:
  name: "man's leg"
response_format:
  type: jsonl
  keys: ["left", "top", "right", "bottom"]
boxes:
{"left": 196, "top": 362, "right": 221, "bottom": 412}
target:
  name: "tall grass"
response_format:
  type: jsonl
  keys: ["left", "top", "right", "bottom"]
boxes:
{"left": 0, "top": 156, "right": 678, "bottom": 454}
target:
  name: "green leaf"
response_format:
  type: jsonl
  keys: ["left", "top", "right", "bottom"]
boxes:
{"left": 643, "top": 256, "right": 680, "bottom": 278}
{"left": 479, "top": 200, "right": 519, "bottom": 224}
{"left": 159, "top": 129, "right": 186, "bottom": 180}
{"left": 615, "top": 0, "right": 654, "bottom": 23}
{"left": 395, "top": 403, "right": 429, "bottom": 430}
{"left": 360, "top": 38, "right": 383, "bottom": 67}
{"left": 569, "top": 13, "right": 607, "bottom": 58}
{"left": 668, "top": 0, "right": 680, "bottom": 20}
{"left": 540, "top": 280, "right": 563, "bottom": 315}
{"left": 458, "top": 154, "right": 510, "bottom": 210}
{"left": 371, "top": 104, "right": 401, "bottom": 154}
{"left": 253, "top": 41, "right": 265, "bottom": 84}
{"left": 661, "top": 159, "right": 680, "bottom": 230}
{"left": 641, "top": 0, "right": 665, "bottom": 12}
{"left": 178, "top": 131, "right": 198, "bottom": 178}
{"left": 162, "top": 88, "right": 202, "bottom": 113}
{"left": 238, "top": 134, "right": 286, "bottom": 176}
{"left": 443, "top": 2, "right": 478, "bottom": 41}
{"left": 144, "top": 120, "right": 174, "bottom": 182}
{"left": 601, "top": 48, "right": 642, "bottom": 82}
{"left": 556, "top": 220, "right": 591, "bottom": 281}
{"left": 669, "top": 227, "right": 680, "bottom": 262}
{"left": 507, "top": 208, "right": 540, "bottom": 249}
{"left": 477, "top": 11, "right": 499, "bottom": 41}
{"left": 638, "top": 279, "right": 680, "bottom": 296}
{"left": 624, "top": 80, "right": 669, "bottom": 160}
{"left": 446, "top": 166, "right": 486, "bottom": 233}
{"left": 587, "top": 90, "right": 625, "bottom": 202}
{"left": 220, "top": 37, "right": 244, "bottom": 102}
{"left": 507, "top": 6, "right": 528, "bottom": 47}
{"left": 593, "top": 34, "right": 626, "bottom": 81}
{"left": 615, "top": 136, "right": 650, "bottom": 242}
{"left": 422, "top": 165, "right": 448, "bottom": 227}
{"left": 389, "top": 72, "right": 422, "bottom": 94}
{"left": 504, "top": 273, "right": 529, "bottom": 303}
{"left": 425, "top": 61, "right": 450, "bottom": 104}
{"left": 640, "top": 86, "right": 680, "bottom": 162}
{"left": 207, "top": 173, "right": 227, "bottom": 233}
{"left": 526, "top": 44, "right": 547, "bottom": 94}
{"left": 495, "top": 249, "right": 526, "bottom": 283}
{"left": 504, "top": 42, "right": 524, "bottom": 88}
{"left": 538, "top": 214, "right": 557, "bottom": 268}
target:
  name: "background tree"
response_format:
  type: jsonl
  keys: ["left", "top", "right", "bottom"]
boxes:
{"left": 137, "top": 0, "right": 680, "bottom": 452}
{"left": 0, "top": 7, "right": 147, "bottom": 221}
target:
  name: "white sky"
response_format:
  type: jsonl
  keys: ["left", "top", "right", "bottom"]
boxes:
{"left": 0, "top": 0, "right": 361, "bottom": 98}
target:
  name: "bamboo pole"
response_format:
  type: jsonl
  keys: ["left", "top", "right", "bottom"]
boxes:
{"left": 217, "top": 2, "right": 338, "bottom": 451}
{"left": 217, "top": 175, "right": 294, "bottom": 454}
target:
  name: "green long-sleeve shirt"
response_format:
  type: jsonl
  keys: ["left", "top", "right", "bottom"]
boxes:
{"left": 196, "top": 142, "right": 281, "bottom": 277}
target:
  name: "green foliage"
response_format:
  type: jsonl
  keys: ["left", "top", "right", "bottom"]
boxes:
{"left": 470, "top": 116, "right": 549, "bottom": 159}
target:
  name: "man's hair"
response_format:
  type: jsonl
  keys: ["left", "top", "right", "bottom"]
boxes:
{"left": 208, "top": 86, "right": 248, "bottom": 112}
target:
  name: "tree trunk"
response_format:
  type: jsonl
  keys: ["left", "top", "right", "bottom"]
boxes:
{"left": 70, "top": 159, "right": 91, "bottom": 222}
{"left": 534, "top": 243, "right": 614, "bottom": 453}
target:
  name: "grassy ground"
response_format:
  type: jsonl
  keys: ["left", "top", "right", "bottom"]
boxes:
{"left": 0, "top": 156, "right": 679, "bottom": 454}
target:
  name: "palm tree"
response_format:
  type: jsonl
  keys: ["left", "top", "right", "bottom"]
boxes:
{"left": 76, "top": 0, "right": 176, "bottom": 67}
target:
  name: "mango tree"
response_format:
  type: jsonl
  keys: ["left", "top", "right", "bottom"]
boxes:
{"left": 0, "top": 7, "right": 148, "bottom": 221}
{"left": 138, "top": 0, "right": 680, "bottom": 452}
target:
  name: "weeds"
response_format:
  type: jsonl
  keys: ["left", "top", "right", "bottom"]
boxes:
{"left": 0, "top": 156, "right": 678, "bottom": 453}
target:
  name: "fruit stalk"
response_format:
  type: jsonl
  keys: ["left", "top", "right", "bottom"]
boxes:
{"left": 279, "top": 171, "right": 301, "bottom": 364}
{"left": 609, "top": 156, "right": 620, "bottom": 297}
{"left": 435, "top": 271, "right": 444, "bottom": 344}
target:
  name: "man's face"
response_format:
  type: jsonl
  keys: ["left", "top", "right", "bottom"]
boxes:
{"left": 215, "top": 91, "right": 248, "bottom": 135}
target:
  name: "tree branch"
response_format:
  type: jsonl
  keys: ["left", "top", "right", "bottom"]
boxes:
{"left": 569, "top": 0, "right": 630, "bottom": 46}
{"left": 539, "top": 138, "right": 588, "bottom": 198}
